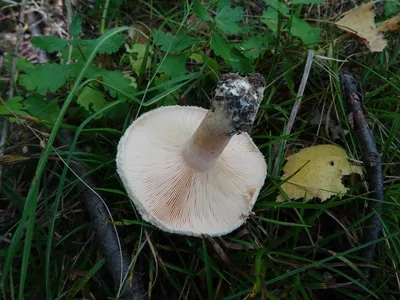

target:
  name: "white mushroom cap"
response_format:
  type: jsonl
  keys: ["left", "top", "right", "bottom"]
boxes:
{"left": 117, "top": 106, "right": 266, "bottom": 236}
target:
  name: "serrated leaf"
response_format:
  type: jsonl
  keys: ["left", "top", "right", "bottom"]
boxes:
{"left": 277, "top": 145, "right": 363, "bottom": 202}
{"left": 261, "top": 8, "right": 280, "bottom": 34}
{"left": 77, "top": 86, "right": 106, "bottom": 119}
{"left": 17, "top": 58, "right": 34, "bottom": 71}
{"left": 234, "top": 36, "right": 270, "bottom": 59}
{"left": 290, "top": 16, "right": 322, "bottom": 46}
{"left": 32, "top": 36, "right": 69, "bottom": 53}
{"left": 264, "top": 0, "right": 289, "bottom": 15}
{"left": 152, "top": 30, "right": 201, "bottom": 53}
{"left": 82, "top": 33, "right": 126, "bottom": 54}
{"left": 159, "top": 54, "right": 188, "bottom": 78}
{"left": 70, "top": 15, "right": 82, "bottom": 37}
{"left": 87, "top": 66, "right": 137, "bottom": 98}
{"left": 210, "top": 32, "right": 233, "bottom": 60}
{"left": 0, "top": 96, "right": 27, "bottom": 116}
{"left": 292, "top": 0, "right": 326, "bottom": 4}
{"left": 210, "top": 32, "right": 253, "bottom": 73}
{"left": 215, "top": 0, "right": 244, "bottom": 34}
{"left": 19, "top": 63, "right": 82, "bottom": 95}
{"left": 194, "top": 0, "right": 212, "bottom": 21}
{"left": 3, "top": 53, "right": 34, "bottom": 72}
{"left": 25, "top": 94, "right": 60, "bottom": 124}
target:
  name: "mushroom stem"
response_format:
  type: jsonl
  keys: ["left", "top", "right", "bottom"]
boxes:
{"left": 182, "top": 73, "right": 266, "bottom": 172}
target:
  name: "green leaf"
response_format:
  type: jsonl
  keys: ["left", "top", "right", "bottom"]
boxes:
{"left": 32, "top": 36, "right": 69, "bottom": 53}
{"left": 234, "top": 36, "right": 270, "bottom": 59}
{"left": 189, "top": 51, "right": 220, "bottom": 81}
{"left": 210, "top": 32, "right": 253, "bottom": 73}
{"left": 0, "top": 96, "right": 27, "bottom": 116}
{"left": 17, "top": 58, "right": 34, "bottom": 71}
{"left": 70, "top": 15, "right": 82, "bottom": 37}
{"left": 19, "top": 63, "right": 82, "bottom": 95}
{"left": 290, "top": 16, "right": 322, "bottom": 46}
{"left": 77, "top": 86, "right": 106, "bottom": 119}
{"left": 228, "top": 52, "right": 253, "bottom": 73}
{"left": 3, "top": 52, "right": 34, "bottom": 71}
{"left": 25, "top": 94, "right": 61, "bottom": 124}
{"left": 194, "top": 0, "right": 212, "bottom": 21}
{"left": 81, "top": 33, "right": 126, "bottom": 54}
{"left": 264, "top": 0, "right": 289, "bottom": 15}
{"left": 210, "top": 31, "right": 233, "bottom": 60}
{"left": 385, "top": 0, "right": 400, "bottom": 17}
{"left": 159, "top": 54, "right": 188, "bottom": 78}
{"left": 215, "top": 0, "right": 244, "bottom": 34}
{"left": 261, "top": 8, "right": 280, "bottom": 34}
{"left": 152, "top": 30, "right": 201, "bottom": 53}
{"left": 87, "top": 66, "right": 137, "bottom": 98}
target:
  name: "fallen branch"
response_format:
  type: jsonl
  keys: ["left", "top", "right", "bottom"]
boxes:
{"left": 339, "top": 72, "right": 384, "bottom": 282}
{"left": 58, "top": 130, "right": 147, "bottom": 300}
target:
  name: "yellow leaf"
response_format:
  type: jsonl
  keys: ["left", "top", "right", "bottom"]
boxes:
{"left": 335, "top": 3, "right": 387, "bottom": 52}
{"left": 377, "top": 14, "right": 400, "bottom": 32}
{"left": 277, "top": 145, "right": 363, "bottom": 202}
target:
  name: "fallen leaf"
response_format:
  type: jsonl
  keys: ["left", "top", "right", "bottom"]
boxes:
{"left": 128, "top": 23, "right": 150, "bottom": 45}
{"left": 335, "top": 3, "right": 387, "bottom": 52}
{"left": 277, "top": 145, "right": 363, "bottom": 202}
{"left": 377, "top": 14, "right": 400, "bottom": 32}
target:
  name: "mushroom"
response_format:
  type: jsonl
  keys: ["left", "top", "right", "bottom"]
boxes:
{"left": 116, "top": 73, "right": 267, "bottom": 237}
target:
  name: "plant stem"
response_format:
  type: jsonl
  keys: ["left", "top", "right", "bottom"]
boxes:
{"left": 100, "top": 0, "right": 111, "bottom": 34}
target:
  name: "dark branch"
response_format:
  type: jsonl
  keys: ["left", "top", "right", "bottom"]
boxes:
{"left": 339, "top": 73, "right": 384, "bottom": 282}
{"left": 58, "top": 130, "right": 147, "bottom": 300}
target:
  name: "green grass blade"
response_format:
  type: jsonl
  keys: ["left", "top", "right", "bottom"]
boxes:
{"left": 68, "top": 258, "right": 106, "bottom": 298}
{"left": 202, "top": 239, "right": 213, "bottom": 300}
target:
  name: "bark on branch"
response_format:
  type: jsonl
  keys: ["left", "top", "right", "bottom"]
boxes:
{"left": 339, "top": 73, "right": 384, "bottom": 282}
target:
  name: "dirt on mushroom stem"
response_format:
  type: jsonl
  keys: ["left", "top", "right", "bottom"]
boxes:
{"left": 182, "top": 73, "right": 266, "bottom": 172}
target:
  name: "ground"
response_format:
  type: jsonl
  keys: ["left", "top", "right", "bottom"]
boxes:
{"left": 0, "top": 0, "right": 399, "bottom": 299}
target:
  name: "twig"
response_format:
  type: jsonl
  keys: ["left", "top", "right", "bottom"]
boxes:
{"left": 274, "top": 50, "right": 314, "bottom": 173}
{"left": 285, "top": 50, "right": 315, "bottom": 136}
{"left": 58, "top": 130, "right": 147, "bottom": 300}
{"left": 0, "top": 0, "right": 28, "bottom": 192}
{"left": 339, "top": 72, "right": 384, "bottom": 283}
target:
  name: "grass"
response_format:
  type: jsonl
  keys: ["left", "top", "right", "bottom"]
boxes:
{"left": 0, "top": 0, "right": 399, "bottom": 299}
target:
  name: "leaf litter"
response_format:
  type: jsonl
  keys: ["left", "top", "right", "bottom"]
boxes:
{"left": 334, "top": 2, "right": 400, "bottom": 52}
{"left": 277, "top": 145, "right": 363, "bottom": 202}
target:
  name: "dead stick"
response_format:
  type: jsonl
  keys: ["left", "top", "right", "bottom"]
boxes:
{"left": 339, "top": 73, "right": 384, "bottom": 282}
{"left": 58, "top": 130, "right": 147, "bottom": 300}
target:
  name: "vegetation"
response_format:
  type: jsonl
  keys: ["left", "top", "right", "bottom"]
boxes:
{"left": 0, "top": 0, "right": 399, "bottom": 299}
